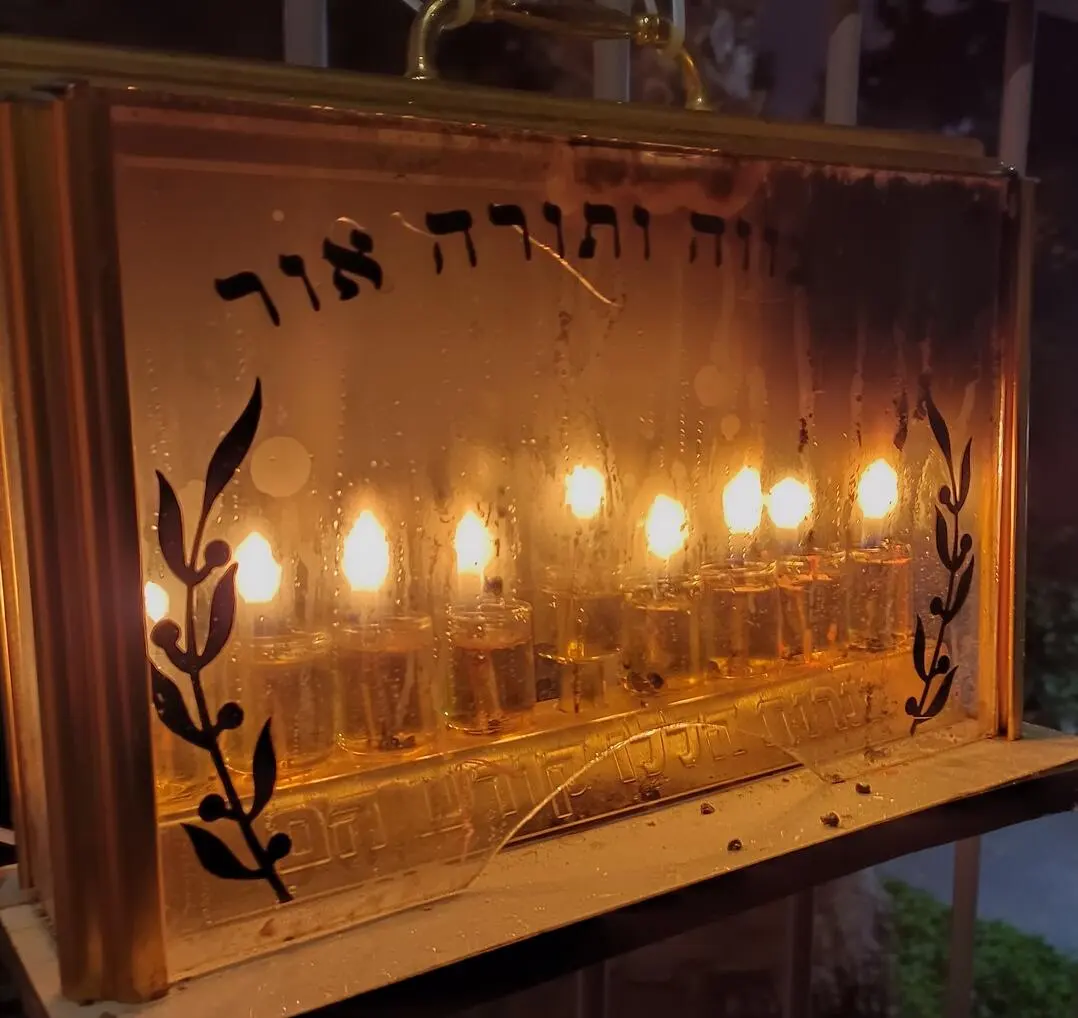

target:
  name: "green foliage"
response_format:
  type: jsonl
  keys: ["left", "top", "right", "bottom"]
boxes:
{"left": 886, "top": 880, "right": 1078, "bottom": 1018}
{"left": 1025, "top": 581, "right": 1078, "bottom": 731}
{"left": 888, "top": 881, "right": 948, "bottom": 1017}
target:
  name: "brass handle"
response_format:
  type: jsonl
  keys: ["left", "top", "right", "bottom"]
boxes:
{"left": 406, "top": 0, "right": 711, "bottom": 112}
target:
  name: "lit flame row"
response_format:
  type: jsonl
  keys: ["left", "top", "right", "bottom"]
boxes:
{"left": 144, "top": 530, "right": 284, "bottom": 623}
{"left": 144, "top": 460, "right": 899, "bottom": 618}
{"left": 145, "top": 511, "right": 498, "bottom": 623}
{"left": 145, "top": 467, "right": 606, "bottom": 621}
{"left": 644, "top": 458, "right": 899, "bottom": 559}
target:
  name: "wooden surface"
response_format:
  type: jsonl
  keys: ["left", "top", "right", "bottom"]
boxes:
{"left": 3, "top": 727, "right": 1078, "bottom": 1018}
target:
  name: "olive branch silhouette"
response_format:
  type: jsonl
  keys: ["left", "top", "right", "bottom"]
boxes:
{"left": 149, "top": 379, "right": 293, "bottom": 903}
{"left": 906, "top": 392, "right": 974, "bottom": 736}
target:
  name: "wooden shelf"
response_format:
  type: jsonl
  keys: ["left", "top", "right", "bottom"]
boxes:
{"left": 4, "top": 726, "right": 1078, "bottom": 1018}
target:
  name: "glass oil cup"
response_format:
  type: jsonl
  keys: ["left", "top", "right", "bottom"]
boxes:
{"left": 151, "top": 685, "right": 210, "bottom": 810}
{"left": 622, "top": 578, "right": 701, "bottom": 695}
{"left": 777, "top": 551, "right": 849, "bottom": 662}
{"left": 533, "top": 570, "right": 624, "bottom": 716}
{"left": 153, "top": 726, "right": 207, "bottom": 809}
{"left": 849, "top": 540, "right": 912, "bottom": 651}
{"left": 223, "top": 629, "right": 335, "bottom": 782}
{"left": 446, "top": 597, "right": 536, "bottom": 736}
{"left": 336, "top": 613, "right": 436, "bottom": 756}
{"left": 699, "top": 560, "right": 780, "bottom": 679}
{"left": 151, "top": 652, "right": 209, "bottom": 809}
{"left": 146, "top": 582, "right": 208, "bottom": 808}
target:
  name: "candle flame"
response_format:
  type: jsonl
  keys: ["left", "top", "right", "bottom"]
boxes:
{"left": 565, "top": 465, "right": 604, "bottom": 520}
{"left": 645, "top": 494, "right": 688, "bottom": 560}
{"left": 343, "top": 510, "right": 390, "bottom": 592}
{"left": 768, "top": 477, "right": 813, "bottom": 531}
{"left": 455, "top": 511, "right": 493, "bottom": 576}
{"left": 235, "top": 531, "right": 282, "bottom": 604}
{"left": 143, "top": 580, "right": 169, "bottom": 624}
{"left": 723, "top": 467, "right": 763, "bottom": 535}
{"left": 858, "top": 459, "right": 899, "bottom": 520}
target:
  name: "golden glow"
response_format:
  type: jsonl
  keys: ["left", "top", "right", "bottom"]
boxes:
{"left": 768, "top": 477, "right": 813, "bottom": 531}
{"left": 143, "top": 581, "right": 169, "bottom": 624}
{"left": 235, "top": 531, "right": 282, "bottom": 604}
{"left": 455, "top": 511, "right": 494, "bottom": 576}
{"left": 565, "top": 465, "right": 605, "bottom": 520}
{"left": 723, "top": 466, "right": 764, "bottom": 535}
{"left": 857, "top": 459, "right": 900, "bottom": 520}
{"left": 342, "top": 511, "right": 390, "bottom": 592}
{"left": 645, "top": 494, "right": 688, "bottom": 560}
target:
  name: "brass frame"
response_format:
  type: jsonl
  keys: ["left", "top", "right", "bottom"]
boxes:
{"left": 404, "top": 0, "right": 711, "bottom": 111}
{"left": 0, "top": 87, "right": 166, "bottom": 1002}
{"left": 0, "top": 104, "right": 65, "bottom": 917}
{"left": 0, "top": 107, "right": 41, "bottom": 902}
{"left": 0, "top": 36, "right": 998, "bottom": 176}
{"left": 996, "top": 176, "right": 1035, "bottom": 740}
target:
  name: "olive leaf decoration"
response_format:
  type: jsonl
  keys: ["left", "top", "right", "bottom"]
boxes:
{"left": 148, "top": 379, "right": 293, "bottom": 903}
{"left": 906, "top": 392, "right": 974, "bottom": 735}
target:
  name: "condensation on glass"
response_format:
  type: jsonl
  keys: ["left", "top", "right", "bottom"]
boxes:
{"left": 109, "top": 101, "right": 1007, "bottom": 977}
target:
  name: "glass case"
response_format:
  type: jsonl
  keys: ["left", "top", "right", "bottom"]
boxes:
{"left": 0, "top": 32, "right": 1032, "bottom": 1008}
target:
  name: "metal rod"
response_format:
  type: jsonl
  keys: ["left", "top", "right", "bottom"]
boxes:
{"left": 406, "top": 0, "right": 710, "bottom": 110}
{"left": 781, "top": 888, "right": 814, "bottom": 1018}
{"left": 593, "top": 0, "right": 631, "bottom": 102}
{"left": 283, "top": 0, "right": 329, "bottom": 68}
{"left": 998, "top": 0, "right": 1036, "bottom": 173}
{"left": 824, "top": 0, "right": 861, "bottom": 126}
{"left": 945, "top": 836, "right": 982, "bottom": 1018}
{"left": 574, "top": 962, "right": 607, "bottom": 1018}
{"left": 1, "top": 91, "right": 167, "bottom": 1003}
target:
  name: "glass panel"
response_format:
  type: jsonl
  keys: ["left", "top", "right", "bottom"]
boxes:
{"left": 108, "top": 97, "right": 1007, "bottom": 976}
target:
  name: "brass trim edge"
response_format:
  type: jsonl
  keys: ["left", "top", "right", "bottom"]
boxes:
{"left": 1003, "top": 177, "right": 1034, "bottom": 740}
{"left": 1, "top": 86, "right": 167, "bottom": 1002}
{"left": 0, "top": 35, "right": 1003, "bottom": 177}
{"left": 994, "top": 173, "right": 1033, "bottom": 741}
{"left": 0, "top": 104, "right": 34, "bottom": 896}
